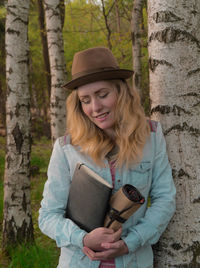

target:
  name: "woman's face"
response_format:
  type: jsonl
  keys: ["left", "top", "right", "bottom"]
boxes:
{"left": 77, "top": 80, "right": 118, "bottom": 137}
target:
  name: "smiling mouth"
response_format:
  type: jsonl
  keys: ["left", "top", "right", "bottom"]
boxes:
{"left": 94, "top": 112, "right": 109, "bottom": 119}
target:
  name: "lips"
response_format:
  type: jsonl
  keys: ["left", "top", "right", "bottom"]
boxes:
{"left": 95, "top": 112, "right": 109, "bottom": 118}
{"left": 94, "top": 112, "right": 109, "bottom": 121}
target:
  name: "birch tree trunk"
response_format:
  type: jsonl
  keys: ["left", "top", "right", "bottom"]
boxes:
{"left": 44, "top": 0, "right": 67, "bottom": 144}
{"left": 131, "top": 0, "right": 143, "bottom": 93}
{"left": 148, "top": 0, "right": 200, "bottom": 266}
{"left": 3, "top": 0, "right": 34, "bottom": 247}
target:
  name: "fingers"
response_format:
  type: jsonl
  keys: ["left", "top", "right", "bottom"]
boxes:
{"left": 113, "top": 227, "right": 122, "bottom": 240}
{"left": 83, "top": 227, "right": 122, "bottom": 253}
{"left": 101, "top": 240, "right": 129, "bottom": 255}
{"left": 82, "top": 238, "right": 128, "bottom": 261}
{"left": 83, "top": 246, "right": 110, "bottom": 261}
{"left": 101, "top": 240, "right": 122, "bottom": 250}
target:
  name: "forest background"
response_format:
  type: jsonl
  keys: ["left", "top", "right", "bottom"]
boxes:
{"left": 0, "top": 0, "right": 149, "bottom": 139}
{"left": 1, "top": 0, "right": 200, "bottom": 267}
{"left": 0, "top": 0, "right": 149, "bottom": 267}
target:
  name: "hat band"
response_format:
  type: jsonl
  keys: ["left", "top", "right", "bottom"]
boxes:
{"left": 72, "top": 66, "right": 120, "bottom": 80}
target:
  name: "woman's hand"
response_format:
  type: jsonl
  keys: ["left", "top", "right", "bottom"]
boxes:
{"left": 82, "top": 239, "right": 129, "bottom": 261}
{"left": 83, "top": 227, "right": 122, "bottom": 252}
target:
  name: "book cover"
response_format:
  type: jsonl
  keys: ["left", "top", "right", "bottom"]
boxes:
{"left": 65, "top": 163, "right": 113, "bottom": 232}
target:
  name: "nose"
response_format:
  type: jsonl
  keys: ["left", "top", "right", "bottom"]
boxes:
{"left": 92, "top": 98, "right": 103, "bottom": 113}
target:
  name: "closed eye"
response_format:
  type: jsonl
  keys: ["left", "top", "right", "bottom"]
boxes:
{"left": 99, "top": 93, "right": 108, "bottom": 99}
{"left": 80, "top": 98, "right": 90, "bottom": 104}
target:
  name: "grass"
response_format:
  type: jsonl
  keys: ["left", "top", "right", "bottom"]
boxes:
{"left": 0, "top": 136, "right": 60, "bottom": 268}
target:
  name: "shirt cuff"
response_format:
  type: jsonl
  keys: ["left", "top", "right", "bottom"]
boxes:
{"left": 122, "top": 229, "right": 142, "bottom": 253}
{"left": 70, "top": 227, "right": 87, "bottom": 248}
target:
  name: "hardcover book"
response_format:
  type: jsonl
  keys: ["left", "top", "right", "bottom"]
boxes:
{"left": 65, "top": 163, "right": 145, "bottom": 232}
{"left": 65, "top": 163, "right": 113, "bottom": 232}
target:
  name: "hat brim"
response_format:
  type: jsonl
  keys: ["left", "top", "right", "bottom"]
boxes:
{"left": 63, "top": 69, "right": 134, "bottom": 90}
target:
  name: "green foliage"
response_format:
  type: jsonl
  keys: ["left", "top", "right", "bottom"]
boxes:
{"left": 0, "top": 5, "right": 6, "bottom": 19}
{"left": 7, "top": 242, "right": 58, "bottom": 268}
{"left": 63, "top": 0, "right": 107, "bottom": 80}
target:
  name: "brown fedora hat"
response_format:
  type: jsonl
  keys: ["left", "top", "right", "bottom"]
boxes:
{"left": 63, "top": 47, "right": 133, "bottom": 89}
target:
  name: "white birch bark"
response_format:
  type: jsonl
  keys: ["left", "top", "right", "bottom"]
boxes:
{"left": 131, "top": 0, "right": 143, "bottom": 93}
{"left": 44, "top": 0, "right": 67, "bottom": 144}
{"left": 3, "top": 0, "right": 34, "bottom": 247}
{"left": 148, "top": 0, "right": 200, "bottom": 266}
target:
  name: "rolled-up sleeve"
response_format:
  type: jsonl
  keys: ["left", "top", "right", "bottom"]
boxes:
{"left": 123, "top": 122, "right": 176, "bottom": 253}
{"left": 38, "top": 139, "right": 87, "bottom": 248}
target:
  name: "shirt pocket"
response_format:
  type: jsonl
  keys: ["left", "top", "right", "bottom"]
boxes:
{"left": 127, "top": 161, "right": 152, "bottom": 193}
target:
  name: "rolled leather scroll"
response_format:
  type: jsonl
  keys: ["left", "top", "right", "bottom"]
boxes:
{"left": 104, "top": 184, "right": 145, "bottom": 231}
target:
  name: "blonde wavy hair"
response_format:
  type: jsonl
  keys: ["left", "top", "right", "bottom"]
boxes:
{"left": 66, "top": 80, "right": 150, "bottom": 168}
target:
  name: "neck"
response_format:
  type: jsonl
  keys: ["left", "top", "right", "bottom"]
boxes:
{"left": 104, "top": 128, "right": 116, "bottom": 140}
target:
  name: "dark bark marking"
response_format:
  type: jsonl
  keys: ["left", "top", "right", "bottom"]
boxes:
{"left": 188, "top": 68, "right": 200, "bottom": 76}
{"left": 3, "top": 216, "right": 34, "bottom": 247}
{"left": 153, "top": 11, "right": 182, "bottom": 23}
{"left": 13, "top": 17, "right": 28, "bottom": 26}
{"left": 7, "top": 6, "right": 17, "bottom": 18}
{"left": 44, "top": 3, "right": 61, "bottom": 19}
{"left": 134, "top": 73, "right": 140, "bottom": 88}
{"left": 6, "top": 155, "right": 11, "bottom": 170}
{"left": 164, "top": 122, "right": 200, "bottom": 137}
{"left": 6, "top": 110, "right": 14, "bottom": 120}
{"left": 47, "top": 27, "right": 62, "bottom": 33}
{"left": 151, "top": 105, "right": 191, "bottom": 116}
{"left": 172, "top": 168, "right": 191, "bottom": 180}
{"left": 184, "top": 241, "right": 200, "bottom": 265}
{"left": 11, "top": 192, "right": 16, "bottom": 201}
{"left": 191, "top": 9, "right": 198, "bottom": 16}
{"left": 21, "top": 185, "right": 30, "bottom": 191}
{"left": 131, "top": 32, "right": 135, "bottom": 46}
{"left": 180, "top": 92, "right": 200, "bottom": 98}
{"left": 18, "top": 59, "right": 29, "bottom": 65}
{"left": 22, "top": 193, "right": 27, "bottom": 213}
{"left": 7, "top": 28, "right": 20, "bottom": 36}
{"left": 15, "top": 103, "right": 20, "bottom": 117}
{"left": 12, "top": 123, "right": 23, "bottom": 153}
{"left": 171, "top": 243, "right": 183, "bottom": 250}
{"left": 149, "top": 57, "right": 173, "bottom": 72}
{"left": 15, "top": 103, "right": 31, "bottom": 118}
{"left": 8, "top": 67, "right": 13, "bottom": 74}
{"left": 193, "top": 197, "right": 200, "bottom": 203}
{"left": 149, "top": 27, "right": 200, "bottom": 48}
{"left": 192, "top": 101, "right": 200, "bottom": 108}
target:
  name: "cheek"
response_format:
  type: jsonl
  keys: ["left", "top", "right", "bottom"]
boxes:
{"left": 81, "top": 105, "right": 91, "bottom": 118}
{"left": 109, "top": 97, "right": 118, "bottom": 111}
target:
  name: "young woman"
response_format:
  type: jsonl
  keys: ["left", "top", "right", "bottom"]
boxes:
{"left": 39, "top": 47, "right": 176, "bottom": 268}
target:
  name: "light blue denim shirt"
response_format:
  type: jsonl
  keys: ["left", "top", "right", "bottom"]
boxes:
{"left": 38, "top": 121, "right": 176, "bottom": 268}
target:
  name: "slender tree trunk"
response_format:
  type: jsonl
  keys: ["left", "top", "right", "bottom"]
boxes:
{"left": 0, "top": 78, "right": 6, "bottom": 130}
{"left": 3, "top": 0, "right": 34, "bottom": 248}
{"left": 148, "top": 0, "right": 200, "bottom": 266}
{"left": 44, "top": 0, "right": 67, "bottom": 144}
{"left": 0, "top": 17, "right": 6, "bottom": 129}
{"left": 131, "top": 0, "right": 143, "bottom": 94}
{"left": 101, "top": 0, "right": 113, "bottom": 50}
{"left": 59, "top": 0, "right": 65, "bottom": 29}
{"left": 114, "top": 0, "right": 120, "bottom": 34}
{"left": 37, "top": 0, "right": 51, "bottom": 99}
